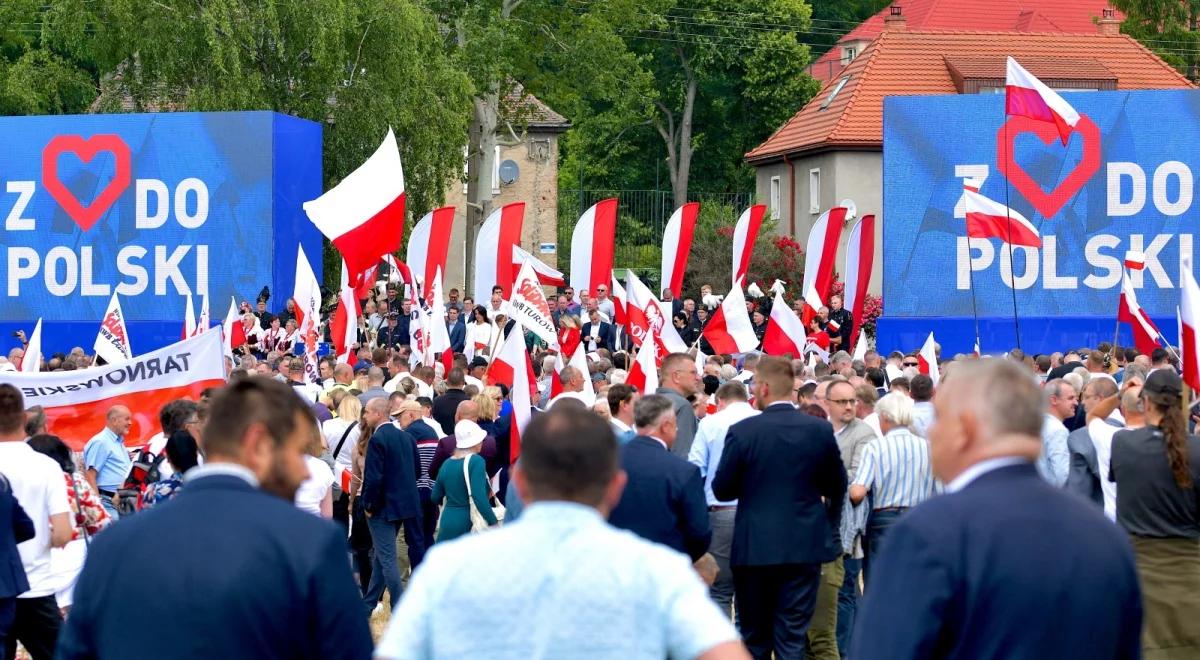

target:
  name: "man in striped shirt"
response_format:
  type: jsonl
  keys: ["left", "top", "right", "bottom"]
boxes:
{"left": 849, "top": 393, "right": 938, "bottom": 589}
{"left": 393, "top": 398, "right": 441, "bottom": 552}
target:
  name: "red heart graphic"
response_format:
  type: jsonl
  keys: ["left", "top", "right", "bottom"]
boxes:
{"left": 996, "top": 114, "right": 1101, "bottom": 219}
{"left": 41, "top": 134, "right": 132, "bottom": 232}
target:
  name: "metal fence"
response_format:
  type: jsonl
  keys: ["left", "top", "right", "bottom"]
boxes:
{"left": 557, "top": 189, "right": 754, "bottom": 280}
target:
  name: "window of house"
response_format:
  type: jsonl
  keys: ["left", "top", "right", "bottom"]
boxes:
{"left": 809, "top": 169, "right": 821, "bottom": 214}
{"left": 843, "top": 46, "right": 857, "bottom": 63}
{"left": 820, "top": 76, "right": 850, "bottom": 110}
{"left": 770, "top": 176, "right": 781, "bottom": 220}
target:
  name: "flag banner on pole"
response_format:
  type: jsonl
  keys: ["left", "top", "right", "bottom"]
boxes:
{"left": 569, "top": 198, "right": 619, "bottom": 300}
{"left": 762, "top": 292, "right": 807, "bottom": 357}
{"left": 513, "top": 245, "right": 566, "bottom": 288}
{"left": 918, "top": 332, "right": 940, "bottom": 387}
{"left": 626, "top": 336, "right": 659, "bottom": 395}
{"left": 963, "top": 188, "right": 1042, "bottom": 247}
{"left": 1124, "top": 251, "right": 1145, "bottom": 271}
{"left": 21, "top": 319, "right": 42, "bottom": 373}
{"left": 182, "top": 294, "right": 196, "bottom": 340}
{"left": 1118, "top": 272, "right": 1164, "bottom": 356}
{"left": 731, "top": 204, "right": 767, "bottom": 286}
{"left": 293, "top": 246, "right": 323, "bottom": 385}
{"left": 801, "top": 206, "right": 848, "bottom": 306}
{"left": 473, "top": 202, "right": 526, "bottom": 304}
{"left": 508, "top": 259, "right": 558, "bottom": 346}
{"left": 1182, "top": 259, "right": 1200, "bottom": 391}
{"left": 1005, "top": 57, "right": 1081, "bottom": 145}
{"left": 0, "top": 331, "right": 226, "bottom": 450}
{"left": 842, "top": 213, "right": 876, "bottom": 350}
{"left": 195, "top": 296, "right": 210, "bottom": 335}
{"left": 94, "top": 292, "right": 133, "bottom": 365}
{"left": 703, "top": 285, "right": 759, "bottom": 355}
{"left": 223, "top": 297, "right": 246, "bottom": 354}
{"left": 661, "top": 202, "right": 700, "bottom": 298}
{"left": 407, "top": 206, "right": 456, "bottom": 304}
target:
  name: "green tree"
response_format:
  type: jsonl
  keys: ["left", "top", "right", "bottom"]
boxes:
{"left": 0, "top": 0, "right": 96, "bottom": 115}
{"left": 1110, "top": 0, "right": 1200, "bottom": 80}
{"left": 807, "top": 0, "right": 891, "bottom": 56}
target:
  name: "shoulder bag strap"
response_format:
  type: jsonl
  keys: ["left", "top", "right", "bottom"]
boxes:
{"left": 70, "top": 474, "right": 90, "bottom": 546}
{"left": 333, "top": 422, "right": 357, "bottom": 463}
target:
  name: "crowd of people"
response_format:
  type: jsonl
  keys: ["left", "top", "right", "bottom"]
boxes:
{"left": 1, "top": 280, "right": 1198, "bottom": 660}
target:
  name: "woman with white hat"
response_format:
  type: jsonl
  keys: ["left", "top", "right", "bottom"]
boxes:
{"left": 431, "top": 420, "right": 498, "bottom": 542}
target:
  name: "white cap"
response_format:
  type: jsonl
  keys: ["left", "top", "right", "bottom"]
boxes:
{"left": 454, "top": 420, "right": 487, "bottom": 449}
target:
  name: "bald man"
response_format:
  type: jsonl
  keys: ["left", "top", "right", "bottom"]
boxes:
{"left": 84, "top": 405, "right": 134, "bottom": 519}
{"left": 852, "top": 360, "right": 1142, "bottom": 660}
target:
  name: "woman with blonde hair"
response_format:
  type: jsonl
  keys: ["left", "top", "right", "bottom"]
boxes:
{"left": 294, "top": 422, "right": 334, "bottom": 518}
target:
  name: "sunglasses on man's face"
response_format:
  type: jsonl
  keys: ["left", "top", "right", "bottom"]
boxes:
{"left": 903, "top": 361, "right": 919, "bottom": 367}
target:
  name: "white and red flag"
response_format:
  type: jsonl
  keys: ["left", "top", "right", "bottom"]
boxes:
{"left": 801, "top": 206, "right": 848, "bottom": 311}
{"left": 406, "top": 206, "right": 456, "bottom": 304}
{"left": 800, "top": 284, "right": 824, "bottom": 328}
{"left": 626, "top": 335, "right": 660, "bottom": 395}
{"left": 473, "top": 202, "right": 526, "bottom": 304}
{"left": 842, "top": 214, "right": 875, "bottom": 350}
{"left": 1, "top": 331, "right": 226, "bottom": 450}
{"left": 195, "top": 296, "right": 210, "bottom": 335}
{"left": 964, "top": 187, "right": 1041, "bottom": 248}
{"left": 303, "top": 129, "right": 405, "bottom": 286}
{"left": 1118, "top": 272, "right": 1163, "bottom": 357}
{"left": 427, "top": 267, "right": 452, "bottom": 360}
{"left": 762, "top": 292, "right": 807, "bottom": 357}
{"left": 20, "top": 319, "right": 42, "bottom": 373}
{"left": 513, "top": 245, "right": 565, "bottom": 288}
{"left": 625, "top": 269, "right": 660, "bottom": 348}
{"left": 182, "top": 294, "right": 196, "bottom": 340}
{"left": 1181, "top": 256, "right": 1200, "bottom": 391}
{"left": 1005, "top": 57, "right": 1081, "bottom": 145}
{"left": 703, "top": 284, "right": 759, "bottom": 355}
{"left": 611, "top": 273, "right": 628, "bottom": 328}
{"left": 918, "top": 332, "right": 940, "bottom": 387}
{"left": 508, "top": 259, "right": 559, "bottom": 346}
{"left": 292, "top": 246, "right": 323, "bottom": 385}
{"left": 852, "top": 328, "right": 868, "bottom": 362}
{"left": 569, "top": 198, "right": 618, "bottom": 300}
{"left": 661, "top": 202, "right": 700, "bottom": 298}
{"left": 1124, "top": 251, "right": 1145, "bottom": 271}
{"left": 330, "top": 260, "right": 361, "bottom": 364}
{"left": 223, "top": 297, "right": 246, "bottom": 353}
{"left": 94, "top": 293, "right": 132, "bottom": 365}
{"left": 732, "top": 204, "right": 767, "bottom": 286}
{"left": 486, "top": 322, "right": 536, "bottom": 463}
{"left": 549, "top": 342, "right": 596, "bottom": 403}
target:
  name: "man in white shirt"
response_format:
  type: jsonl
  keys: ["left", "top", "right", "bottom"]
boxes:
{"left": 594, "top": 283, "right": 617, "bottom": 321}
{"left": 1086, "top": 381, "right": 1146, "bottom": 521}
{"left": 0, "top": 385, "right": 71, "bottom": 658}
{"left": 377, "top": 407, "right": 747, "bottom": 660}
{"left": 607, "top": 383, "right": 639, "bottom": 443}
{"left": 1039, "top": 379, "right": 1075, "bottom": 487}
{"left": 688, "top": 381, "right": 759, "bottom": 619}
{"left": 548, "top": 365, "right": 595, "bottom": 409}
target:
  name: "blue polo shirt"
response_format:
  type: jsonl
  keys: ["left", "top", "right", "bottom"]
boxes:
{"left": 83, "top": 428, "right": 132, "bottom": 491}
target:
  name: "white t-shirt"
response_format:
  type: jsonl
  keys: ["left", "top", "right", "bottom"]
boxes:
{"left": 321, "top": 418, "right": 360, "bottom": 474}
{"left": 1088, "top": 418, "right": 1122, "bottom": 521}
{"left": 294, "top": 454, "right": 334, "bottom": 516}
{"left": 0, "top": 442, "right": 71, "bottom": 597}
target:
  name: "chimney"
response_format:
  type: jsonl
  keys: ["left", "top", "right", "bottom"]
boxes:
{"left": 1098, "top": 7, "right": 1120, "bottom": 35}
{"left": 885, "top": 5, "right": 907, "bottom": 31}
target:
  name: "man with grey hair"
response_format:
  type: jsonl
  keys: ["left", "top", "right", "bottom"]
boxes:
{"left": 656, "top": 353, "right": 702, "bottom": 458}
{"left": 1040, "top": 379, "right": 1075, "bottom": 487}
{"left": 1065, "top": 378, "right": 1120, "bottom": 507}
{"left": 849, "top": 393, "right": 936, "bottom": 587}
{"left": 608, "top": 394, "right": 712, "bottom": 562}
{"left": 852, "top": 360, "right": 1141, "bottom": 659}
{"left": 548, "top": 365, "right": 594, "bottom": 408}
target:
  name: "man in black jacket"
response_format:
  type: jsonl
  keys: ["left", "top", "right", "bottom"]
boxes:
{"left": 431, "top": 368, "right": 470, "bottom": 435}
{"left": 714, "top": 356, "right": 847, "bottom": 659}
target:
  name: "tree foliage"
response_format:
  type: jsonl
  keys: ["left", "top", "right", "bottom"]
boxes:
{"left": 0, "top": 0, "right": 95, "bottom": 115}
{"left": 1110, "top": 0, "right": 1200, "bottom": 80}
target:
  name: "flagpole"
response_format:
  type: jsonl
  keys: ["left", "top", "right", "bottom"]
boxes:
{"left": 1002, "top": 116, "right": 1023, "bottom": 351}
{"left": 965, "top": 235, "right": 983, "bottom": 355}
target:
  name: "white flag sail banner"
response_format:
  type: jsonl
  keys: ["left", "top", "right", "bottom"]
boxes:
{"left": 507, "top": 259, "right": 558, "bottom": 346}
{"left": 94, "top": 293, "right": 133, "bottom": 365}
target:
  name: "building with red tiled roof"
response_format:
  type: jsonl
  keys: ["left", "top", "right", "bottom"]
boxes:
{"left": 747, "top": 14, "right": 1192, "bottom": 294}
{"left": 809, "top": 0, "right": 1123, "bottom": 83}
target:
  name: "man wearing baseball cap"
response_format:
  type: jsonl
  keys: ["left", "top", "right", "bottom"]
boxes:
{"left": 393, "top": 399, "right": 442, "bottom": 551}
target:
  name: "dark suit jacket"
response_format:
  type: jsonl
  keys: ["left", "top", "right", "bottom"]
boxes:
{"left": 1066, "top": 425, "right": 1104, "bottom": 507}
{"left": 57, "top": 474, "right": 372, "bottom": 659}
{"left": 852, "top": 463, "right": 1142, "bottom": 660}
{"left": 360, "top": 425, "right": 422, "bottom": 521}
{"left": 713, "top": 404, "right": 846, "bottom": 566}
{"left": 608, "top": 436, "right": 711, "bottom": 561}
{"left": 432, "top": 388, "right": 470, "bottom": 435}
{"left": 447, "top": 320, "right": 466, "bottom": 353}
{"left": 580, "top": 321, "right": 615, "bottom": 352}
{"left": 0, "top": 476, "right": 33, "bottom": 599}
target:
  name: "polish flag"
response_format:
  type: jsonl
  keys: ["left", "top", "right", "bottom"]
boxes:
{"left": 486, "top": 325, "right": 535, "bottom": 463}
{"left": 1118, "top": 272, "right": 1163, "bottom": 357}
{"left": 917, "top": 332, "right": 940, "bottom": 387}
{"left": 1124, "top": 251, "right": 1145, "bottom": 271}
{"left": 569, "top": 198, "right": 618, "bottom": 300}
{"left": 182, "top": 294, "right": 196, "bottom": 340}
{"left": 801, "top": 206, "right": 848, "bottom": 308}
{"left": 732, "top": 204, "right": 767, "bottom": 286}
{"left": 20, "top": 319, "right": 42, "bottom": 373}
{"left": 702, "top": 285, "right": 759, "bottom": 355}
{"left": 611, "top": 274, "right": 628, "bottom": 327}
{"left": 473, "top": 202, "right": 526, "bottom": 304}
{"left": 94, "top": 293, "right": 133, "bottom": 365}
{"left": 624, "top": 269, "right": 659, "bottom": 348}
{"left": 513, "top": 245, "right": 565, "bottom": 288}
{"left": 800, "top": 284, "right": 824, "bottom": 328}
{"left": 292, "top": 246, "right": 323, "bottom": 385}
{"left": 330, "top": 261, "right": 361, "bottom": 364}
{"left": 1005, "top": 57, "right": 1081, "bottom": 146}
{"left": 1182, "top": 256, "right": 1200, "bottom": 391}
{"left": 826, "top": 319, "right": 841, "bottom": 333}
{"left": 406, "top": 206, "right": 456, "bottom": 304}
{"left": 842, "top": 214, "right": 875, "bottom": 351}
{"left": 353, "top": 264, "right": 379, "bottom": 301}
{"left": 852, "top": 328, "right": 868, "bottom": 362}
{"left": 661, "top": 202, "right": 700, "bottom": 298}
{"left": 195, "top": 296, "right": 210, "bottom": 335}
{"left": 974, "top": 338, "right": 982, "bottom": 357}
{"left": 223, "top": 297, "right": 246, "bottom": 352}
{"left": 762, "top": 292, "right": 807, "bottom": 357}
{"left": 550, "top": 342, "right": 596, "bottom": 402}
{"left": 303, "top": 128, "right": 406, "bottom": 286}
{"left": 964, "top": 188, "right": 1041, "bottom": 248}
{"left": 427, "top": 267, "right": 452, "bottom": 359}
{"left": 626, "top": 335, "right": 659, "bottom": 394}
{"left": 383, "top": 254, "right": 416, "bottom": 293}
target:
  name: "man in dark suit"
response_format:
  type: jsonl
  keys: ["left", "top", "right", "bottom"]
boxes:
{"left": 581, "top": 309, "right": 615, "bottom": 353}
{"left": 431, "top": 368, "right": 470, "bottom": 435}
{"left": 57, "top": 378, "right": 373, "bottom": 660}
{"left": 713, "top": 357, "right": 847, "bottom": 659}
{"left": 359, "top": 397, "right": 425, "bottom": 616}
{"left": 0, "top": 473, "right": 34, "bottom": 655}
{"left": 852, "top": 359, "right": 1142, "bottom": 660}
{"left": 608, "top": 394, "right": 711, "bottom": 561}
{"left": 1066, "top": 378, "right": 1118, "bottom": 507}
{"left": 446, "top": 306, "right": 466, "bottom": 354}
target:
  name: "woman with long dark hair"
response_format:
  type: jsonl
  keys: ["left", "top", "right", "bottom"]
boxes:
{"left": 466, "top": 305, "right": 496, "bottom": 357}
{"left": 1109, "top": 369, "right": 1200, "bottom": 656}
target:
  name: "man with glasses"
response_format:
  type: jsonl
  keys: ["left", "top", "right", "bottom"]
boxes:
{"left": 594, "top": 284, "right": 616, "bottom": 321}
{"left": 656, "top": 353, "right": 702, "bottom": 459}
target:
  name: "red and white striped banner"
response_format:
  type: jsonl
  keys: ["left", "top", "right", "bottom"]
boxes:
{"left": 569, "top": 198, "right": 618, "bottom": 300}
{"left": 660, "top": 202, "right": 699, "bottom": 298}
{"left": 0, "top": 331, "right": 226, "bottom": 451}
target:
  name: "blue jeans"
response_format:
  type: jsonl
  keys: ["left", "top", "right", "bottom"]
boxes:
{"left": 362, "top": 515, "right": 425, "bottom": 616}
{"left": 836, "top": 557, "right": 861, "bottom": 659}
{"left": 862, "top": 508, "right": 907, "bottom": 590}
{"left": 99, "top": 494, "right": 120, "bottom": 521}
